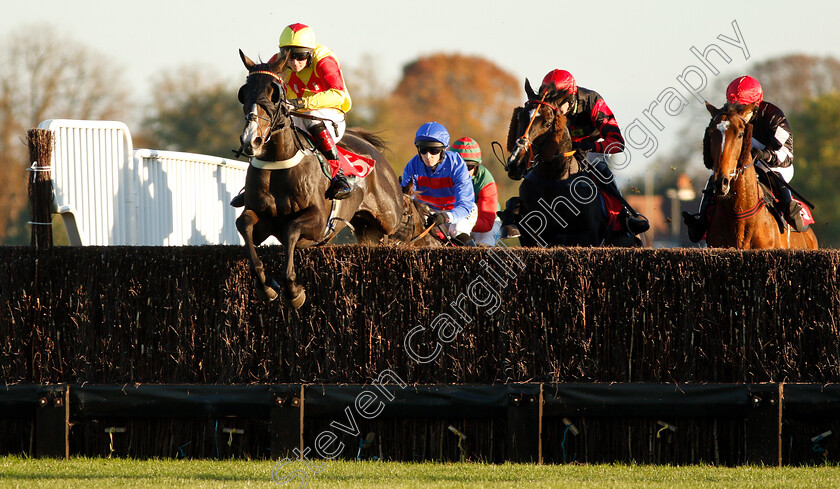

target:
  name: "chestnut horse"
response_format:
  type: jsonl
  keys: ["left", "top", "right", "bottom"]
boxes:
{"left": 235, "top": 50, "right": 426, "bottom": 307}
{"left": 504, "top": 79, "right": 636, "bottom": 247}
{"left": 703, "top": 102, "right": 817, "bottom": 249}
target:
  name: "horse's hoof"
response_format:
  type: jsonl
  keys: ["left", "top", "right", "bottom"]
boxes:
{"left": 255, "top": 287, "right": 279, "bottom": 302}
{"left": 254, "top": 280, "right": 279, "bottom": 302}
{"left": 289, "top": 289, "right": 306, "bottom": 309}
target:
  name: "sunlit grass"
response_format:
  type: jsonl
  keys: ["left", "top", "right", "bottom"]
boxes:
{"left": 1, "top": 457, "right": 840, "bottom": 488}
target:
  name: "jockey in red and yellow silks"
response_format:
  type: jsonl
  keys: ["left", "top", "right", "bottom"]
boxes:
{"left": 270, "top": 23, "right": 354, "bottom": 200}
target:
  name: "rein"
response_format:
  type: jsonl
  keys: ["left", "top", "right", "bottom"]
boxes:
{"left": 409, "top": 223, "right": 437, "bottom": 244}
{"left": 514, "top": 93, "right": 548, "bottom": 169}
{"left": 508, "top": 96, "right": 576, "bottom": 173}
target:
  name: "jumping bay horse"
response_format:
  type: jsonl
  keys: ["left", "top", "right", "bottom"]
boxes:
{"left": 505, "top": 79, "right": 636, "bottom": 247}
{"left": 235, "top": 50, "right": 425, "bottom": 307}
{"left": 703, "top": 102, "right": 818, "bottom": 249}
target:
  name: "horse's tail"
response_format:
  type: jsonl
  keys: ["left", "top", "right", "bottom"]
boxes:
{"left": 346, "top": 127, "right": 388, "bottom": 152}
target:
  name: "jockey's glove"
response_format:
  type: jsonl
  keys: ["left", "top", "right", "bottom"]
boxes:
{"left": 287, "top": 98, "right": 306, "bottom": 110}
{"left": 426, "top": 213, "right": 448, "bottom": 228}
{"left": 750, "top": 147, "right": 773, "bottom": 162}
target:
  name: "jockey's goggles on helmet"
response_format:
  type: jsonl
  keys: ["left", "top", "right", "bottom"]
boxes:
{"left": 416, "top": 146, "right": 444, "bottom": 156}
{"left": 289, "top": 51, "right": 311, "bottom": 61}
{"left": 281, "top": 47, "right": 312, "bottom": 61}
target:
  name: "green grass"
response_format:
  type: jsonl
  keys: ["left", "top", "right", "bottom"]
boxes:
{"left": 2, "top": 457, "right": 840, "bottom": 488}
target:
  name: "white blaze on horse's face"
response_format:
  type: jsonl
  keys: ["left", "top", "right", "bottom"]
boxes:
{"left": 526, "top": 107, "right": 538, "bottom": 133}
{"left": 716, "top": 120, "right": 730, "bottom": 156}
{"left": 241, "top": 103, "right": 262, "bottom": 149}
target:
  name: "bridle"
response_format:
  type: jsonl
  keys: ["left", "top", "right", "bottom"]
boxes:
{"left": 709, "top": 111, "right": 754, "bottom": 182}
{"left": 234, "top": 70, "right": 289, "bottom": 159}
{"left": 709, "top": 110, "right": 767, "bottom": 221}
{"left": 507, "top": 95, "right": 575, "bottom": 174}
{"left": 247, "top": 70, "right": 287, "bottom": 140}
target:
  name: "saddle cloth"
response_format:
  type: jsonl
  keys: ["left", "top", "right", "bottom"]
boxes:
{"left": 326, "top": 147, "right": 375, "bottom": 179}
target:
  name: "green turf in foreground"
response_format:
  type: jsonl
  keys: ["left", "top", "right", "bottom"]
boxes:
{"left": 2, "top": 457, "right": 840, "bottom": 489}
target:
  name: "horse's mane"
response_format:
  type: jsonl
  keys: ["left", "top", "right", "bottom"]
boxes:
{"left": 703, "top": 106, "right": 754, "bottom": 170}
{"left": 541, "top": 111, "right": 569, "bottom": 158}
{"left": 345, "top": 127, "right": 388, "bottom": 152}
{"left": 702, "top": 127, "right": 713, "bottom": 169}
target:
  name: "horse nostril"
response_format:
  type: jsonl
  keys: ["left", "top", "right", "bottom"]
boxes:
{"left": 253, "top": 137, "right": 262, "bottom": 147}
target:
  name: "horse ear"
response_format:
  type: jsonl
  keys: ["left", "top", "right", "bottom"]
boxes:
{"left": 240, "top": 49, "right": 255, "bottom": 70}
{"left": 269, "top": 54, "right": 285, "bottom": 73}
{"left": 525, "top": 78, "right": 537, "bottom": 100}
{"left": 507, "top": 107, "right": 523, "bottom": 152}
{"left": 705, "top": 101, "right": 719, "bottom": 117}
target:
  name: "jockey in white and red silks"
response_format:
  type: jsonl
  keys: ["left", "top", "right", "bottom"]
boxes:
{"left": 683, "top": 75, "right": 807, "bottom": 242}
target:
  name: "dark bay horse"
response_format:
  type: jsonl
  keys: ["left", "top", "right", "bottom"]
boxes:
{"left": 703, "top": 102, "right": 817, "bottom": 249}
{"left": 236, "top": 50, "right": 415, "bottom": 307}
{"left": 504, "top": 79, "right": 636, "bottom": 247}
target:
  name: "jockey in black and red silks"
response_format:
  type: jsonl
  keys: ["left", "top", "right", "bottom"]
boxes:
{"left": 683, "top": 75, "right": 808, "bottom": 242}
{"left": 540, "top": 69, "right": 650, "bottom": 236}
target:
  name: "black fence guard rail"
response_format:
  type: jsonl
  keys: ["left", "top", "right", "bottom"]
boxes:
{"left": 4, "top": 383, "right": 840, "bottom": 464}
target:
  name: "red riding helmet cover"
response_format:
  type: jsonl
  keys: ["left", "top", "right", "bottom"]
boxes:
{"left": 726, "top": 76, "right": 763, "bottom": 105}
{"left": 541, "top": 69, "right": 577, "bottom": 95}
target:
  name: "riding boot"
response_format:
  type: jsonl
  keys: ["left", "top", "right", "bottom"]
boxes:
{"left": 498, "top": 197, "right": 522, "bottom": 238}
{"left": 771, "top": 174, "right": 808, "bottom": 232}
{"left": 591, "top": 160, "right": 650, "bottom": 235}
{"left": 682, "top": 175, "right": 715, "bottom": 243}
{"left": 309, "top": 122, "right": 353, "bottom": 200}
{"left": 454, "top": 232, "right": 477, "bottom": 247}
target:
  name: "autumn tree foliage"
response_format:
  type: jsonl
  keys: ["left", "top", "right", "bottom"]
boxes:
{"left": 748, "top": 55, "right": 840, "bottom": 114}
{"left": 375, "top": 53, "right": 523, "bottom": 202}
{"left": 137, "top": 67, "right": 243, "bottom": 158}
{"left": 0, "top": 26, "right": 128, "bottom": 244}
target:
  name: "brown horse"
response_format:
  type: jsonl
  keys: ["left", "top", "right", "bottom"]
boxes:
{"left": 393, "top": 191, "right": 448, "bottom": 246}
{"left": 503, "top": 79, "right": 636, "bottom": 247}
{"left": 236, "top": 50, "right": 415, "bottom": 307}
{"left": 703, "top": 102, "right": 818, "bottom": 249}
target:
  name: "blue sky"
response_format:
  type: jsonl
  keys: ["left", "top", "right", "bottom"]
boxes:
{"left": 4, "top": 0, "right": 840, "bottom": 176}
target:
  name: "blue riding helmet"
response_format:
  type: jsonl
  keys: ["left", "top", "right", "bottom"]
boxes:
{"left": 414, "top": 122, "right": 450, "bottom": 147}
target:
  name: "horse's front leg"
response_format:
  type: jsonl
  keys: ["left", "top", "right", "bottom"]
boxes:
{"left": 236, "top": 209, "right": 280, "bottom": 302}
{"left": 279, "top": 207, "right": 324, "bottom": 309}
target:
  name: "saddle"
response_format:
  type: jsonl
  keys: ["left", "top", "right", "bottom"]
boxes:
{"left": 757, "top": 182, "right": 786, "bottom": 233}
{"left": 756, "top": 177, "right": 816, "bottom": 233}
